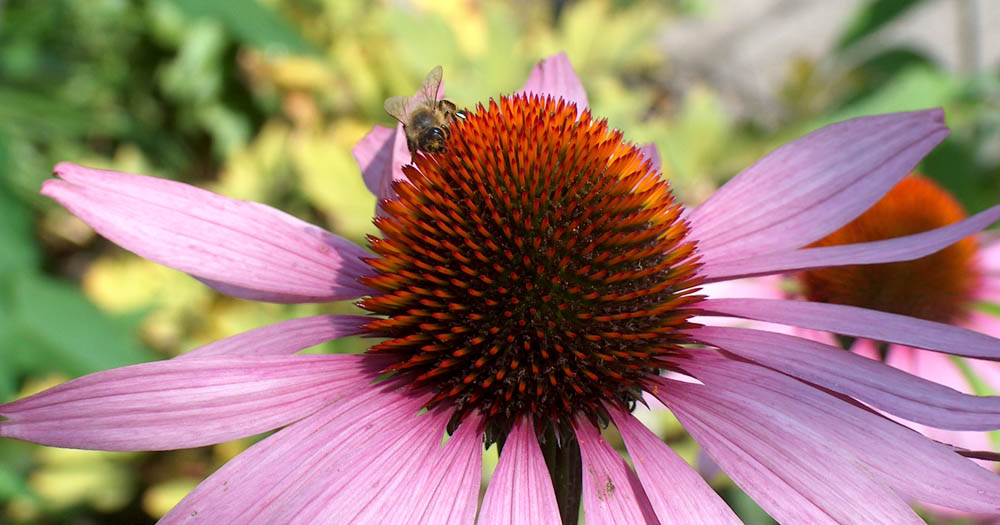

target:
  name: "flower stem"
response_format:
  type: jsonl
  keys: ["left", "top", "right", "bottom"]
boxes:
{"left": 540, "top": 425, "right": 582, "bottom": 525}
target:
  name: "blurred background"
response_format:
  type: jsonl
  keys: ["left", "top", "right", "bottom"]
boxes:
{"left": 1, "top": 0, "right": 999, "bottom": 522}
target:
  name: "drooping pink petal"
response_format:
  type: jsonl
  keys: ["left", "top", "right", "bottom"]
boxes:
{"left": 43, "top": 163, "right": 374, "bottom": 303}
{"left": 632, "top": 142, "right": 668, "bottom": 194}
{"left": 478, "top": 418, "right": 561, "bottom": 525}
{"left": 178, "top": 314, "right": 370, "bottom": 359}
{"left": 518, "top": 52, "right": 588, "bottom": 110}
{"left": 695, "top": 298, "right": 1000, "bottom": 360}
{"left": 661, "top": 377, "right": 923, "bottom": 524}
{"left": 699, "top": 203, "right": 1000, "bottom": 282}
{"left": 351, "top": 124, "right": 412, "bottom": 217}
{"left": 637, "top": 143, "right": 662, "bottom": 173}
{"left": 161, "top": 383, "right": 429, "bottom": 523}
{"left": 609, "top": 407, "right": 740, "bottom": 524}
{"left": 573, "top": 418, "right": 658, "bottom": 525}
{"left": 402, "top": 414, "right": 483, "bottom": 525}
{"left": 353, "top": 124, "right": 398, "bottom": 197}
{"left": 0, "top": 354, "right": 379, "bottom": 451}
{"left": 688, "top": 109, "right": 948, "bottom": 264}
{"left": 671, "top": 352, "right": 1000, "bottom": 514}
{"left": 690, "top": 325, "right": 1000, "bottom": 430}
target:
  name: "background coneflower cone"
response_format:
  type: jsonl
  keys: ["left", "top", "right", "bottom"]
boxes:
{"left": 802, "top": 174, "right": 980, "bottom": 325}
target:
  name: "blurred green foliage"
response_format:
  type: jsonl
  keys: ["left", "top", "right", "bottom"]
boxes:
{"left": 1, "top": 0, "right": 998, "bottom": 523}
{"left": 837, "top": 0, "right": 927, "bottom": 50}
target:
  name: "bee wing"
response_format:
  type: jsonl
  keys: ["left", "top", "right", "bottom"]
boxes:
{"left": 383, "top": 95, "right": 410, "bottom": 124}
{"left": 415, "top": 65, "right": 444, "bottom": 104}
{"left": 384, "top": 66, "right": 444, "bottom": 124}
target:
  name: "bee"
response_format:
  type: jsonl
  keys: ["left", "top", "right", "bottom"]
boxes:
{"left": 384, "top": 65, "right": 465, "bottom": 155}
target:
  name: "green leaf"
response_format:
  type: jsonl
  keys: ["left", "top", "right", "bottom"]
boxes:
{"left": 851, "top": 47, "right": 935, "bottom": 78}
{"left": 383, "top": 12, "right": 461, "bottom": 75}
{"left": 0, "top": 191, "right": 39, "bottom": 275}
{"left": 837, "top": 0, "right": 927, "bottom": 50}
{"left": 0, "top": 463, "right": 30, "bottom": 500}
{"left": 167, "top": 0, "right": 319, "bottom": 55}
{"left": 819, "top": 66, "right": 959, "bottom": 125}
{"left": 0, "top": 135, "right": 40, "bottom": 275}
{"left": 920, "top": 137, "right": 992, "bottom": 212}
{"left": 5, "top": 274, "right": 157, "bottom": 379}
{"left": 0, "top": 87, "right": 93, "bottom": 139}
{"left": 976, "top": 302, "right": 1000, "bottom": 318}
{"left": 0, "top": 317, "right": 16, "bottom": 400}
{"left": 721, "top": 485, "right": 777, "bottom": 524}
{"left": 835, "top": 47, "right": 937, "bottom": 109}
{"left": 0, "top": 442, "right": 35, "bottom": 500}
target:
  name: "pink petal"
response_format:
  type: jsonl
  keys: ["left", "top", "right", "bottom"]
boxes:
{"left": 978, "top": 234, "right": 1000, "bottom": 273}
{"left": 296, "top": 409, "right": 452, "bottom": 524}
{"left": 403, "top": 414, "right": 483, "bottom": 524}
{"left": 177, "top": 314, "right": 370, "bottom": 358}
{"left": 192, "top": 278, "right": 348, "bottom": 304}
{"left": 700, "top": 203, "right": 1000, "bottom": 282}
{"left": 660, "top": 376, "right": 923, "bottom": 524}
{"left": 573, "top": 418, "right": 658, "bottom": 525}
{"left": 671, "top": 352, "right": 1000, "bottom": 514}
{"left": 161, "top": 384, "right": 430, "bottom": 523}
{"left": 880, "top": 345, "right": 1000, "bottom": 464}
{"left": 637, "top": 143, "right": 662, "bottom": 173}
{"left": 960, "top": 317, "right": 1000, "bottom": 393}
{"left": 978, "top": 274, "right": 1000, "bottom": 304}
{"left": 690, "top": 276, "right": 794, "bottom": 333}
{"left": 518, "top": 52, "right": 588, "bottom": 109}
{"left": 884, "top": 343, "right": 992, "bottom": 395}
{"left": 850, "top": 337, "right": 883, "bottom": 360}
{"left": 351, "top": 124, "right": 412, "bottom": 217}
{"left": 632, "top": 142, "right": 668, "bottom": 194}
{"left": 478, "top": 418, "right": 561, "bottom": 525}
{"left": 695, "top": 298, "right": 1000, "bottom": 360}
{"left": 0, "top": 354, "right": 378, "bottom": 451}
{"left": 353, "top": 125, "right": 398, "bottom": 198}
{"left": 697, "top": 275, "right": 786, "bottom": 301}
{"left": 609, "top": 408, "right": 740, "bottom": 524}
{"left": 690, "top": 325, "right": 1000, "bottom": 430}
{"left": 688, "top": 109, "right": 948, "bottom": 264}
{"left": 43, "top": 163, "right": 374, "bottom": 303}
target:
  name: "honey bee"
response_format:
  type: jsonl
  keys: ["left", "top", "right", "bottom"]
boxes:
{"left": 384, "top": 65, "right": 465, "bottom": 155}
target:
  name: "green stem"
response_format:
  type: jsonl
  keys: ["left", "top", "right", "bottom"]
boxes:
{"left": 540, "top": 425, "right": 582, "bottom": 525}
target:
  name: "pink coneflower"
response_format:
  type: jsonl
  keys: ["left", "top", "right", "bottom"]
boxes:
{"left": 789, "top": 174, "right": 1000, "bottom": 469}
{"left": 6, "top": 53, "right": 1000, "bottom": 523}
{"left": 689, "top": 174, "right": 1000, "bottom": 519}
